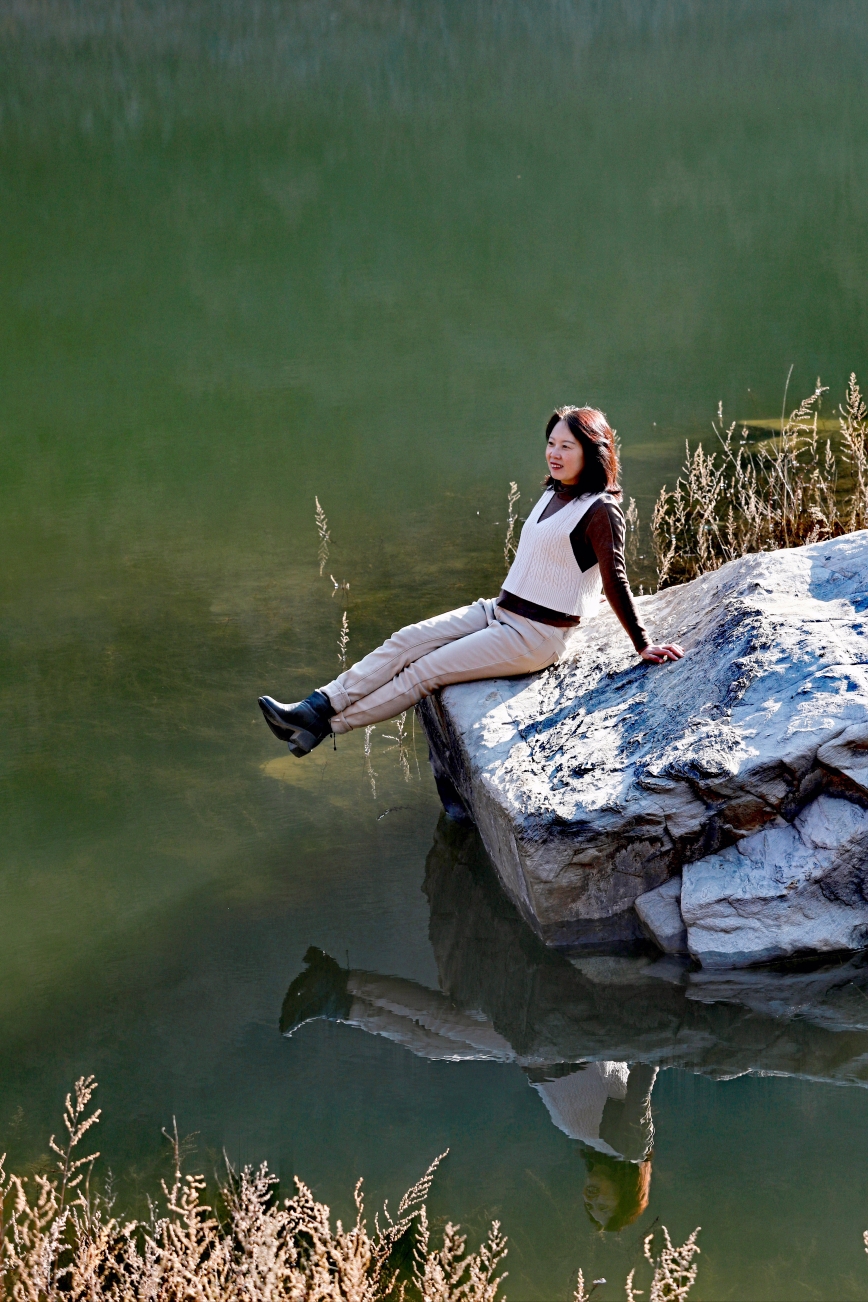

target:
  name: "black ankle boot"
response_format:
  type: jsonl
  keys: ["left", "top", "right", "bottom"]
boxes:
{"left": 258, "top": 690, "right": 335, "bottom": 756}
{"left": 279, "top": 947, "right": 352, "bottom": 1036}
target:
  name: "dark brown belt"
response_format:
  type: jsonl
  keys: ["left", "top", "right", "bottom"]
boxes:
{"left": 497, "top": 589, "right": 581, "bottom": 628}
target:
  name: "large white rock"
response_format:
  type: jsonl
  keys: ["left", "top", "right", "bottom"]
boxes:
{"left": 418, "top": 532, "right": 868, "bottom": 955}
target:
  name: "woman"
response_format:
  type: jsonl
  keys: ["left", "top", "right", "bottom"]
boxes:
{"left": 259, "top": 406, "right": 683, "bottom": 756}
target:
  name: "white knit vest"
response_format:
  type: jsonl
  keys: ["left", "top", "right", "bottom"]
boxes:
{"left": 503, "top": 489, "right": 604, "bottom": 617}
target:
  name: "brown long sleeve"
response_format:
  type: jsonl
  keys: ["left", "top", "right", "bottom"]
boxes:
{"left": 570, "top": 499, "right": 650, "bottom": 652}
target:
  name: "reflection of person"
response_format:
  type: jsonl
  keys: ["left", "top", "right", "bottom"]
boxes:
{"left": 582, "top": 1152, "right": 653, "bottom": 1233}
{"left": 527, "top": 1062, "right": 657, "bottom": 1160}
{"left": 280, "top": 946, "right": 658, "bottom": 1203}
{"left": 258, "top": 407, "right": 683, "bottom": 757}
{"left": 281, "top": 947, "right": 520, "bottom": 1063}
{"left": 526, "top": 1061, "right": 657, "bottom": 1232}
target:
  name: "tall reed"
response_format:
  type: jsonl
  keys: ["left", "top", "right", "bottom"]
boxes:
{"left": 383, "top": 711, "right": 412, "bottom": 782}
{"left": 338, "top": 611, "right": 350, "bottom": 667}
{"left": 651, "top": 374, "right": 868, "bottom": 588}
{"left": 625, "top": 1226, "right": 701, "bottom": 1302}
{"left": 0, "top": 1080, "right": 507, "bottom": 1302}
{"left": 315, "top": 496, "right": 331, "bottom": 576}
{"left": 624, "top": 497, "right": 640, "bottom": 568}
{"left": 364, "top": 724, "right": 378, "bottom": 800}
{"left": 503, "top": 482, "right": 520, "bottom": 567}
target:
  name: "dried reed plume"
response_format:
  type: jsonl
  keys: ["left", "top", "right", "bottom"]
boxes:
{"left": 624, "top": 496, "right": 640, "bottom": 568}
{"left": 503, "top": 482, "right": 520, "bottom": 567}
{"left": 338, "top": 611, "right": 350, "bottom": 667}
{"left": 315, "top": 496, "right": 331, "bottom": 576}
{"left": 383, "top": 711, "right": 412, "bottom": 783}
{"left": 652, "top": 374, "right": 868, "bottom": 588}
{"left": 841, "top": 373, "right": 868, "bottom": 533}
{"left": 364, "top": 724, "right": 378, "bottom": 800}
{"left": 570, "top": 1274, "right": 606, "bottom": 1301}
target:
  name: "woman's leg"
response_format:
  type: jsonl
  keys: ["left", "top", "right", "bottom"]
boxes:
{"left": 260, "top": 600, "right": 497, "bottom": 757}
{"left": 330, "top": 610, "right": 567, "bottom": 732}
{"left": 320, "top": 600, "right": 494, "bottom": 713}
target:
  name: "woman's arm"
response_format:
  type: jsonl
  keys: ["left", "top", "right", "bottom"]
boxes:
{"left": 572, "top": 501, "right": 650, "bottom": 652}
{"left": 572, "top": 502, "right": 683, "bottom": 662}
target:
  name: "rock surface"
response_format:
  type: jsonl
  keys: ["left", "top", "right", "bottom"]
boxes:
{"left": 634, "top": 876, "right": 688, "bottom": 954}
{"left": 682, "top": 795, "right": 868, "bottom": 967}
{"left": 418, "top": 532, "right": 868, "bottom": 961}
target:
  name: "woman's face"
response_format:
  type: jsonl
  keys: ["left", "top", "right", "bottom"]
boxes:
{"left": 546, "top": 420, "right": 584, "bottom": 486}
{"left": 583, "top": 1172, "right": 619, "bottom": 1228}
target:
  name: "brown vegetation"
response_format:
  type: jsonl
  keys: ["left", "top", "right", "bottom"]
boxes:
{"left": 0, "top": 1078, "right": 708, "bottom": 1301}
{"left": 651, "top": 374, "right": 868, "bottom": 588}
{"left": 0, "top": 1079, "right": 509, "bottom": 1301}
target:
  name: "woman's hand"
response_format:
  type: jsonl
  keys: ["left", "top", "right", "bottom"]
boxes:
{"left": 640, "top": 643, "right": 684, "bottom": 664}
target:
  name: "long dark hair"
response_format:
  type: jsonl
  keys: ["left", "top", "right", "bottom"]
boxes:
{"left": 582, "top": 1150, "right": 652, "bottom": 1233}
{"left": 544, "top": 406, "right": 621, "bottom": 499}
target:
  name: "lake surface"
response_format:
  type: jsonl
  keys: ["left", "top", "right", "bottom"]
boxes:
{"left": 2, "top": 1, "right": 868, "bottom": 1296}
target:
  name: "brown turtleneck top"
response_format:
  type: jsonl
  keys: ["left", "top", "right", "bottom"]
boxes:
{"left": 497, "top": 491, "right": 650, "bottom": 652}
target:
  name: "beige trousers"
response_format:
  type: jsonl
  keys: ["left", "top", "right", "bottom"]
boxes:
{"left": 321, "top": 598, "right": 570, "bottom": 733}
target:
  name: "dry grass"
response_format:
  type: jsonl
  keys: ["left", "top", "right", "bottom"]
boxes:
{"left": 0, "top": 1079, "right": 709, "bottom": 1301}
{"left": 625, "top": 1227, "right": 700, "bottom": 1302}
{"left": 651, "top": 373, "right": 868, "bottom": 588}
{"left": 0, "top": 1080, "right": 508, "bottom": 1301}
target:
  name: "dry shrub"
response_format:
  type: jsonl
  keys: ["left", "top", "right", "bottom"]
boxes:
{"left": 652, "top": 373, "right": 868, "bottom": 588}
{"left": 0, "top": 1078, "right": 711, "bottom": 1301}
{"left": 0, "top": 1078, "right": 510, "bottom": 1301}
{"left": 624, "top": 1226, "right": 701, "bottom": 1302}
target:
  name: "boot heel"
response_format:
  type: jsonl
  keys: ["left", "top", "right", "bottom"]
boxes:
{"left": 288, "top": 726, "right": 319, "bottom": 755}
{"left": 258, "top": 693, "right": 332, "bottom": 755}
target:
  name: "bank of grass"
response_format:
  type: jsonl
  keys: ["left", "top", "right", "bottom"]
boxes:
{"left": 651, "top": 373, "right": 868, "bottom": 588}
{"left": 1, "top": 1078, "right": 704, "bottom": 1301}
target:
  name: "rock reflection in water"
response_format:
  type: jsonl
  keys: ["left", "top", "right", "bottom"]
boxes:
{"left": 281, "top": 818, "right": 868, "bottom": 1227}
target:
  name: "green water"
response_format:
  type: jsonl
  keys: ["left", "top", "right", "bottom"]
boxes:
{"left": 2, "top": 1, "right": 868, "bottom": 1296}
